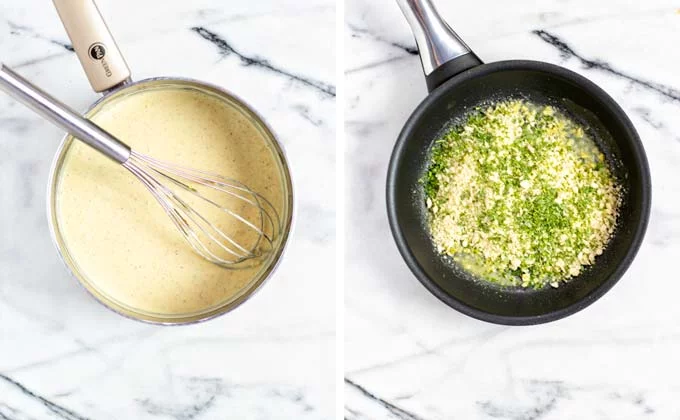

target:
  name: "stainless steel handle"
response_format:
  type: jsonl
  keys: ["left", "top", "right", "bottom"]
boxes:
{"left": 396, "top": 0, "right": 473, "bottom": 75}
{"left": 0, "top": 64, "right": 131, "bottom": 163}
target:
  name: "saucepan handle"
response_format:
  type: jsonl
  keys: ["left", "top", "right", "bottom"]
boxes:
{"left": 52, "top": 0, "right": 131, "bottom": 93}
{"left": 396, "top": 0, "right": 483, "bottom": 92}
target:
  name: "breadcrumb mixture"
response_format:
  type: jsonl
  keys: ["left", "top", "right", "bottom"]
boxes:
{"left": 424, "top": 100, "right": 620, "bottom": 288}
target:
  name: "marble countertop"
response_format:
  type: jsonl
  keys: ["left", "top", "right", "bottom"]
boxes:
{"left": 0, "top": 0, "right": 335, "bottom": 418}
{"left": 345, "top": 0, "right": 680, "bottom": 418}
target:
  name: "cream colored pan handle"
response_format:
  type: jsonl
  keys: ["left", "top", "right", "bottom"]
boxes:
{"left": 53, "top": 0, "right": 131, "bottom": 92}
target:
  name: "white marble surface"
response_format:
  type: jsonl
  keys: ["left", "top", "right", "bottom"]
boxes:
{"left": 0, "top": 0, "right": 335, "bottom": 418}
{"left": 345, "top": 0, "right": 680, "bottom": 418}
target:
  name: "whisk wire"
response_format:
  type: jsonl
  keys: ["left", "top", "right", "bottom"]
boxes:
{"left": 122, "top": 151, "right": 281, "bottom": 267}
{"left": 128, "top": 162, "right": 259, "bottom": 264}
{"left": 123, "top": 162, "right": 242, "bottom": 262}
{"left": 133, "top": 152, "right": 281, "bottom": 240}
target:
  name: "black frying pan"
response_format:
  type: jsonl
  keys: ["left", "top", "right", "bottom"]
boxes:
{"left": 386, "top": 0, "right": 651, "bottom": 325}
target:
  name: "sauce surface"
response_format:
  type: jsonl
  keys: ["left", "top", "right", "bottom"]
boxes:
{"left": 56, "top": 86, "right": 284, "bottom": 315}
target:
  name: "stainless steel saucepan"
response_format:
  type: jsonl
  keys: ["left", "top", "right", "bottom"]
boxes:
{"left": 20, "top": 1, "right": 294, "bottom": 324}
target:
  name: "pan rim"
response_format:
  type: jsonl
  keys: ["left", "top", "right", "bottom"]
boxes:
{"left": 386, "top": 59, "right": 651, "bottom": 325}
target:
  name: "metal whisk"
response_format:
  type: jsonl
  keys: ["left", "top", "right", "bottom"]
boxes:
{"left": 0, "top": 64, "right": 280, "bottom": 267}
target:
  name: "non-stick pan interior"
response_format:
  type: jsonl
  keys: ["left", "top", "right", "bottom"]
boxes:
{"left": 389, "top": 61, "right": 649, "bottom": 324}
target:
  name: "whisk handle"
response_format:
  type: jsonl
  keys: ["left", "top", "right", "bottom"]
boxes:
{"left": 0, "top": 64, "right": 131, "bottom": 163}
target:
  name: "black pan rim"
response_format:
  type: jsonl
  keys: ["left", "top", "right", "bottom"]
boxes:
{"left": 386, "top": 59, "right": 651, "bottom": 326}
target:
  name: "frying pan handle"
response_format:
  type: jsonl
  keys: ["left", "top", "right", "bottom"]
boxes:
{"left": 396, "top": 0, "right": 483, "bottom": 92}
{"left": 52, "top": 0, "right": 131, "bottom": 93}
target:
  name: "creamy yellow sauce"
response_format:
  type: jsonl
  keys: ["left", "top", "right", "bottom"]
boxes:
{"left": 55, "top": 86, "right": 285, "bottom": 316}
